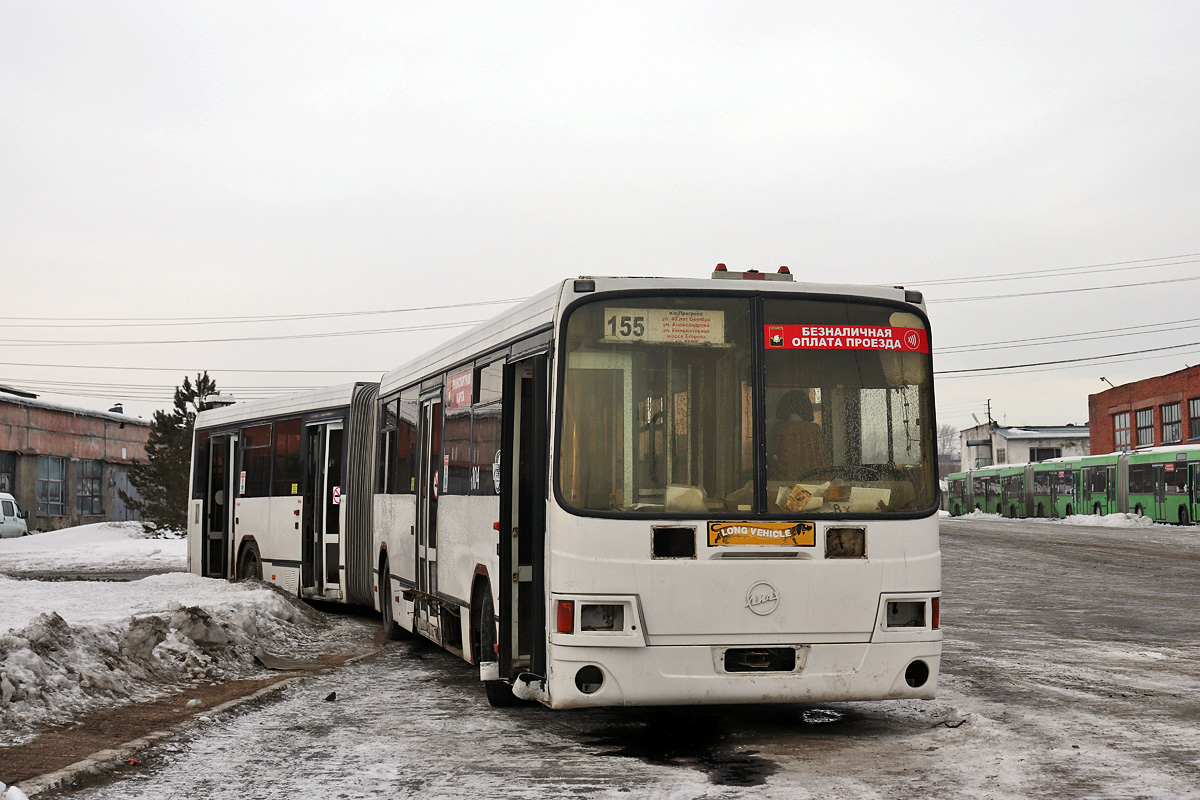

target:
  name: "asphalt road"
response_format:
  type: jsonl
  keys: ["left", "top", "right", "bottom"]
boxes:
{"left": 47, "top": 518, "right": 1200, "bottom": 799}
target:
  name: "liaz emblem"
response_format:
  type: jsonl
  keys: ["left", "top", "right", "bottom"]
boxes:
{"left": 745, "top": 581, "right": 780, "bottom": 616}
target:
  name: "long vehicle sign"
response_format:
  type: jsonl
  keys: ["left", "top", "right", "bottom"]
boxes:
{"left": 765, "top": 325, "right": 928, "bottom": 352}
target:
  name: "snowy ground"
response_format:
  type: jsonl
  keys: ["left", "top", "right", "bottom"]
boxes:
{"left": 4, "top": 516, "right": 1200, "bottom": 799}
{"left": 0, "top": 525, "right": 366, "bottom": 758}
{"left": 0, "top": 523, "right": 186, "bottom": 576}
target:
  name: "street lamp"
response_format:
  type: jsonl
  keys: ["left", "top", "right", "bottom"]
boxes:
{"left": 1100, "top": 377, "right": 1115, "bottom": 389}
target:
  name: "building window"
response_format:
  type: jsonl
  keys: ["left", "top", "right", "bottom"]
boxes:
{"left": 1030, "top": 447, "right": 1062, "bottom": 462}
{"left": 77, "top": 460, "right": 103, "bottom": 515}
{"left": 1114, "top": 412, "right": 1130, "bottom": 451}
{"left": 1135, "top": 408, "right": 1154, "bottom": 447}
{"left": 0, "top": 451, "right": 14, "bottom": 493}
{"left": 996, "top": 448, "right": 1006, "bottom": 464}
{"left": 37, "top": 456, "right": 65, "bottom": 516}
{"left": 1161, "top": 403, "right": 1181, "bottom": 444}
{"left": 1189, "top": 398, "right": 1200, "bottom": 441}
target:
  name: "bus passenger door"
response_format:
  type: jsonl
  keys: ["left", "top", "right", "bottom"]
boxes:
{"left": 1154, "top": 465, "right": 1167, "bottom": 520}
{"left": 1190, "top": 463, "right": 1200, "bottom": 524}
{"left": 323, "top": 424, "right": 345, "bottom": 596}
{"left": 1106, "top": 466, "right": 1116, "bottom": 514}
{"left": 202, "top": 435, "right": 235, "bottom": 578}
{"left": 499, "top": 355, "right": 548, "bottom": 684}
{"left": 416, "top": 395, "right": 442, "bottom": 643}
{"left": 302, "top": 422, "right": 345, "bottom": 599}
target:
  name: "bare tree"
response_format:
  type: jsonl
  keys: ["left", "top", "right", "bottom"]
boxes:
{"left": 937, "top": 423, "right": 959, "bottom": 458}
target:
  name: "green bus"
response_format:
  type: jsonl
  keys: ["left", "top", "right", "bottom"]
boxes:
{"left": 947, "top": 445, "right": 1200, "bottom": 524}
{"left": 1122, "top": 447, "right": 1200, "bottom": 525}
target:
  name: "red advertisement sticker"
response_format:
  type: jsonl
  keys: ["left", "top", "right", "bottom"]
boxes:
{"left": 447, "top": 368, "right": 474, "bottom": 411}
{"left": 764, "top": 325, "right": 928, "bottom": 353}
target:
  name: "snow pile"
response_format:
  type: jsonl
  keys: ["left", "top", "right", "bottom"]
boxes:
{"left": 1055, "top": 512, "right": 1157, "bottom": 528}
{"left": 0, "top": 573, "right": 322, "bottom": 745}
{"left": 0, "top": 522, "right": 186, "bottom": 574}
{"left": 947, "top": 509, "right": 1164, "bottom": 528}
{"left": 0, "top": 781, "right": 28, "bottom": 800}
{"left": 949, "top": 509, "right": 1004, "bottom": 521}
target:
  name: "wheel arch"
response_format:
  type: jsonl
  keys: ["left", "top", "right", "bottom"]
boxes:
{"left": 469, "top": 565, "right": 493, "bottom": 666}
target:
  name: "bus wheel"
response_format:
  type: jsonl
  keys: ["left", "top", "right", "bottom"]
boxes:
{"left": 476, "top": 587, "right": 519, "bottom": 707}
{"left": 1036, "top": 503, "right": 1044, "bottom": 518}
{"left": 996, "top": 503, "right": 1003, "bottom": 515}
{"left": 1180, "top": 507, "right": 1190, "bottom": 526}
{"left": 1093, "top": 503, "right": 1101, "bottom": 516}
{"left": 236, "top": 543, "right": 262, "bottom": 582}
{"left": 1134, "top": 504, "right": 1143, "bottom": 516}
{"left": 1065, "top": 505, "right": 1073, "bottom": 518}
{"left": 379, "top": 556, "right": 405, "bottom": 641}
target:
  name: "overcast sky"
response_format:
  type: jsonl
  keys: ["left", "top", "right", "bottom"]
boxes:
{"left": 3, "top": 1, "right": 1198, "bottom": 438}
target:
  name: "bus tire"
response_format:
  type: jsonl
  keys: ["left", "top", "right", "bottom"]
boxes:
{"left": 379, "top": 556, "right": 405, "bottom": 641}
{"left": 1180, "top": 507, "right": 1190, "bottom": 526}
{"left": 476, "top": 587, "right": 519, "bottom": 707}
{"left": 996, "top": 503, "right": 1003, "bottom": 515}
{"left": 1134, "top": 504, "right": 1143, "bottom": 516}
{"left": 1036, "top": 503, "right": 1044, "bottom": 518}
{"left": 1094, "top": 503, "right": 1101, "bottom": 516}
{"left": 1065, "top": 504, "right": 1073, "bottom": 517}
{"left": 236, "top": 542, "right": 262, "bottom": 582}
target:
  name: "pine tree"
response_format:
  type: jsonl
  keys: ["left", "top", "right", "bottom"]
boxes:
{"left": 121, "top": 373, "right": 220, "bottom": 536}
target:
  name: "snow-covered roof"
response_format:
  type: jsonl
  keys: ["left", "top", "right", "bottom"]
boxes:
{"left": 0, "top": 390, "right": 150, "bottom": 426}
{"left": 995, "top": 426, "right": 1089, "bottom": 440}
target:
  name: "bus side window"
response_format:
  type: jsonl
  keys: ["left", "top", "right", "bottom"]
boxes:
{"left": 272, "top": 417, "right": 302, "bottom": 496}
{"left": 377, "top": 398, "right": 398, "bottom": 493}
{"left": 394, "top": 390, "right": 419, "bottom": 494}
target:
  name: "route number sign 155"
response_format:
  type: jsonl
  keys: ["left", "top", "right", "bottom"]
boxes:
{"left": 602, "top": 308, "right": 725, "bottom": 345}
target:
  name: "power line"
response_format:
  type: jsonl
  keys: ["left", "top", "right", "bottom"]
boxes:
{"left": 0, "top": 319, "right": 483, "bottom": 347}
{"left": 904, "top": 251, "right": 1200, "bottom": 287}
{"left": 938, "top": 316, "right": 1200, "bottom": 354}
{"left": 0, "top": 298, "right": 526, "bottom": 328}
{"left": 0, "top": 361, "right": 376, "bottom": 373}
{"left": 927, "top": 273, "right": 1200, "bottom": 304}
{"left": 13, "top": 377, "right": 322, "bottom": 393}
{"left": 934, "top": 340, "right": 1200, "bottom": 376}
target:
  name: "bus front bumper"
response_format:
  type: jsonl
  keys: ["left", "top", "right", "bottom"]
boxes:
{"left": 541, "top": 640, "right": 941, "bottom": 709}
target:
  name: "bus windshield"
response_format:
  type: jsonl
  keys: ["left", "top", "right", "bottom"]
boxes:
{"left": 557, "top": 294, "right": 936, "bottom": 516}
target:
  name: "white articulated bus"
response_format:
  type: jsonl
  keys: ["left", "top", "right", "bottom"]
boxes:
{"left": 187, "top": 382, "right": 379, "bottom": 606}
{"left": 372, "top": 267, "right": 942, "bottom": 708}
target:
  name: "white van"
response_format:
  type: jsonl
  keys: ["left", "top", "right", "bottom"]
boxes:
{"left": 1, "top": 492, "right": 28, "bottom": 537}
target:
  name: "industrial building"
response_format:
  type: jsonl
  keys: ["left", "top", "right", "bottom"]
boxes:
{"left": 0, "top": 386, "right": 151, "bottom": 531}
{"left": 959, "top": 422, "right": 1090, "bottom": 470}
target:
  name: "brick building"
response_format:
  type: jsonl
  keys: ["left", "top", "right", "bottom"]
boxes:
{"left": 1087, "top": 365, "right": 1200, "bottom": 454}
{"left": 0, "top": 387, "right": 151, "bottom": 531}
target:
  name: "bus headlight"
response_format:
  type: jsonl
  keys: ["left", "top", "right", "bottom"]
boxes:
{"left": 580, "top": 604, "right": 624, "bottom": 632}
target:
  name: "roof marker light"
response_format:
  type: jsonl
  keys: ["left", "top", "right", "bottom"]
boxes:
{"left": 778, "top": 265, "right": 791, "bottom": 274}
